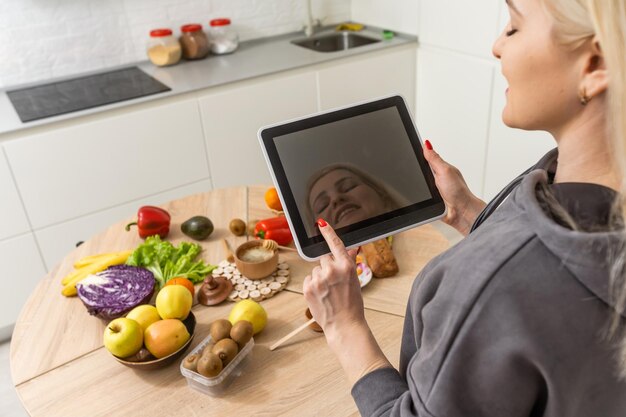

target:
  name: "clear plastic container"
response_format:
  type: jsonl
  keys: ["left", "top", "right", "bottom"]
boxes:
{"left": 179, "top": 24, "right": 210, "bottom": 60}
{"left": 208, "top": 18, "right": 239, "bottom": 54}
{"left": 147, "top": 28, "right": 182, "bottom": 66}
{"left": 180, "top": 334, "right": 254, "bottom": 395}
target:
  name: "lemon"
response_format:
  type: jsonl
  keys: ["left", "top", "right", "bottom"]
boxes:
{"left": 126, "top": 304, "right": 161, "bottom": 332}
{"left": 228, "top": 300, "right": 267, "bottom": 334}
{"left": 156, "top": 285, "right": 192, "bottom": 320}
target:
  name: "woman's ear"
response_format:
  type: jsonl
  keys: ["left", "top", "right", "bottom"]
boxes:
{"left": 579, "top": 36, "right": 608, "bottom": 100}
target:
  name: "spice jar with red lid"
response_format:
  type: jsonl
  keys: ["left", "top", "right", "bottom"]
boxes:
{"left": 147, "top": 28, "right": 182, "bottom": 66}
{"left": 208, "top": 18, "right": 239, "bottom": 55}
{"left": 179, "top": 24, "right": 210, "bottom": 60}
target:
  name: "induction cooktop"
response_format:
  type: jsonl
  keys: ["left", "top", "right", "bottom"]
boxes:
{"left": 7, "top": 67, "right": 171, "bottom": 123}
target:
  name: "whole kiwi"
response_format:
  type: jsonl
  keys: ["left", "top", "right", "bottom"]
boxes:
{"left": 182, "top": 353, "right": 200, "bottom": 372}
{"left": 229, "top": 218, "right": 246, "bottom": 236}
{"left": 212, "top": 338, "right": 239, "bottom": 367}
{"left": 197, "top": 352, "right": 223, "bottom": 378}
{"left": 230, "top": 320, "right": 253, "bottom": 348}
{"left": 201, "top": 342, "right": 215, "bottom": 358}
{"left": 210, "top": 319, "right": 232, "bottom": 342}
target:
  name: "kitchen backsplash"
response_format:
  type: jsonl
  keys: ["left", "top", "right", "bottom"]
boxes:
{"left": 0, "top": 0, "right": 351, "bottom": 89}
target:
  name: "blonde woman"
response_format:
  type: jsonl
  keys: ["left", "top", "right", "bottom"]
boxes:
{"left": 303, "top": 0, "right": 626, "bottom": 415}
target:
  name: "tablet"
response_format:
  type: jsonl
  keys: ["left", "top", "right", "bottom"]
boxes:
{"left": 258, "top": 95, "right": 446, "bottom": 261}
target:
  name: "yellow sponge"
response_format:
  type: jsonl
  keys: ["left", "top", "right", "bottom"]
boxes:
{"left": 335, "top": 23, "right": 364, "bottom": 32}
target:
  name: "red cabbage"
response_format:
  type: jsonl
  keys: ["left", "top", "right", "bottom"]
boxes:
{"left": 76, "top": 265, "right": 155, "bottom": 320}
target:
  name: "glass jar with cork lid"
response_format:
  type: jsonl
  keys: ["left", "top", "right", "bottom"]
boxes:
{"left": 147, "top": 29, "right": 182, "bottom": 67}
{"left": 179, "top": 24, "right": 210, "bottom": 60}
{"left": 208, "top": 18, "right": 239, "bottom": 55}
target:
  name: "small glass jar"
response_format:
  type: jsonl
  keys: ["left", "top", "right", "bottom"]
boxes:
{"left": 147, "top": 29, "right": 182, "bottom": 67}
{"left": 208, "top": 18, "right": 239, "bottom": 55}
{"left": 180, "top": 24, "right": 210, "bottom": 60}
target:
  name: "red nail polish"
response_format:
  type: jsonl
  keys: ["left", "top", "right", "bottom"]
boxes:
{"left": 317, "top": 218, "right": 327, "bottom": 228}
{"left": 425, "top": 140, "right": 433, "bottom": 151}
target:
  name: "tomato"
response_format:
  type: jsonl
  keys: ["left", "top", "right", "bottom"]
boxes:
{"left": 164, "top": 277, "right": 195, "bottom": 298}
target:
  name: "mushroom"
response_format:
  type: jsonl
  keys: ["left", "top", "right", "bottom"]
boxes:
{"left": 198, "top": 276, "right": 233, "bottom": 306}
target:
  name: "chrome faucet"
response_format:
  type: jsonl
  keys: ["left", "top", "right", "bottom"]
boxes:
{"left": 303, "top": 0, "right": 320, "bottom": 37}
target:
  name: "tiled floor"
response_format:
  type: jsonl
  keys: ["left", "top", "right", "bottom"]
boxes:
{"left": 0, "top": 221, "right": 462, "bottom": 417}
{"left": 1, "top": 341, "right": 29, "bottom": 417}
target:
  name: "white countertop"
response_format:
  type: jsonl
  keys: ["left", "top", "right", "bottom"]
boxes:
{"left": 0, "top": 26, "right": 416, "bottom": 136}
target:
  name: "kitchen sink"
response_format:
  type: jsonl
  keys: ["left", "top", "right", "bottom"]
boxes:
{"left": 292, "top": 32, "right": 380, "bottom": 53}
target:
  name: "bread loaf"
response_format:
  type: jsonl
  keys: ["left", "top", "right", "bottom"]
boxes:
{"left": 361, "top": 238, "right": 398, "bottom": 278}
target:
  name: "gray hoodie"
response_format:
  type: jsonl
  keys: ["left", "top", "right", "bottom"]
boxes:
{"left": 352, "top": 150, "right": 626, "bottom": 416}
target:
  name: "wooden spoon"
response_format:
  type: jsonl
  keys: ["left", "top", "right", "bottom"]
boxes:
{"left": 221, "top": 239, "right": 235, "bottom": 263}
{"left": 269, "top": 318, "right": 316, "bottom": 351}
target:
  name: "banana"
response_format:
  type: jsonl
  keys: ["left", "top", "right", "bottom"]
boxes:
{"left": 73, "top": 251, "right": 130, "bottom": 269}
{"left": 61, "top": 250, "right": 132, "bottom": 296}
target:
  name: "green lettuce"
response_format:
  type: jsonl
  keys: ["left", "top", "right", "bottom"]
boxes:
{"left": 126, "top": 235, "right": 216, "bottom": 289}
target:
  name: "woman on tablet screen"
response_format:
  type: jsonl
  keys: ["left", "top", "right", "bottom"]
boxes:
{"left": 303, "top": 0, "right": 626, "bottom": 415}
{"left": 306, "top": 163, "right": 408, "bottom": 232}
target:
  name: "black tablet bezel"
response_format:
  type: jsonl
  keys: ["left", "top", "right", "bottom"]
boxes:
{"left": 259, "top": 95, "right": 445, "bottom": 260}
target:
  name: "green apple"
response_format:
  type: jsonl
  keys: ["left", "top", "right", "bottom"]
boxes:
{"left": 126, "top": 304, "right": 161, "bottom": 332}
{"left": 103, "top": 318, "right": 144, "bottom": 358}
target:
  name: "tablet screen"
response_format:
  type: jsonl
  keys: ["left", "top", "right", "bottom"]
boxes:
{"left": 259, "top": 95, "right": 445, "bottom": 260}
{"left": 273, "top": 106, "right": 432, "bottom": 238}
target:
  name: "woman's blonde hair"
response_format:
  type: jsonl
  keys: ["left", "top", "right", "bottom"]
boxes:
{"left": 541, "top": 0, "right": 626, "bottom": 376}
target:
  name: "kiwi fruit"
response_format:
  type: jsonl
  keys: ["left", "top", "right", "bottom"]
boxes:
{"left": 182, "top": 353, "right": 200, "bottom": 372}
{"left": 210, "top": 319, "right": 232, "bottom": 342}
{"left": 197, "top": 352, "right": 223, "bottom": 378}
{"left": 212, "top": 338, "right": 239, "bottom": 367}
{"left": 230, "top": 320, "right": 253, "bottom": 348}
{"left": 201, "top": 342, "right": 215, "bottom": 358}
{"left": 229, "top": 218, "right": 246, "bottom": 236}
{"left": 123, "top": 348, "right": 152, "bottom": 362}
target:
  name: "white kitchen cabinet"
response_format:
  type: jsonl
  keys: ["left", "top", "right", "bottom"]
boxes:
{"left": 318, "top": 46, "right": 416, "bottom": 111}
{"left": 415, "top": 46, "right": 494, "bottom": 197}
{"left": 198, "top": 72, "right": 318, "bottom": 189}
{"left": 0, "top": 147, "right": 30, "bottom": 240}
{"left": 36, "top": 179, "right": 213, "bottom": 271}
{"left": 1, "top": 233, "right": 47, "bottom": 336}
{"left": 4, "top": 98, "right": 210, "bottom": 229}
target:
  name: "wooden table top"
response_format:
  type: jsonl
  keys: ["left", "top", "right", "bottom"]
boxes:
{"left": 10, "top": 186, "right": 449, "bottom": 417}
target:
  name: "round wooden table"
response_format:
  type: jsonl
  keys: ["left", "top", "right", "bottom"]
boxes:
{"left": 10, "top": 186, "right": 449, "bottom": 417}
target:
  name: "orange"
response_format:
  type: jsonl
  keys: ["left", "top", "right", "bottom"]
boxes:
{"left": 264, "top": 187, "right": 283, "bottom": 211}
{"left": 165, "top": 277, "right": 195, "bottom": 298}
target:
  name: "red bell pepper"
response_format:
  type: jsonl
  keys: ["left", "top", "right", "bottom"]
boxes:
{"left": 125, "top": 206, "right": 171, "bottom": 239}
{"left": 254, "top": 216, "right": 293, "bottom": 246}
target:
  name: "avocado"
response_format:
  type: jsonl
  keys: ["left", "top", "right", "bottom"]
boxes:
{"left": 181, "top": 216, "right": 214, "bottom": 240}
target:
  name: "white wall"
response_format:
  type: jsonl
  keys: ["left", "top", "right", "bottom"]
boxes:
{"left": 415, "top": 0, "right": 554, "bottom": 200}
{"left": 351, "top": 0, "right": 419, "bottom": 36}
{"left": 0, "top": 0, "right": 351, "bottom": 88}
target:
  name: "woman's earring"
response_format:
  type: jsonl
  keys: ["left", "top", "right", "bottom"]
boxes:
{"left": 579, "top": 87, "right": 590, "bottom": 105}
